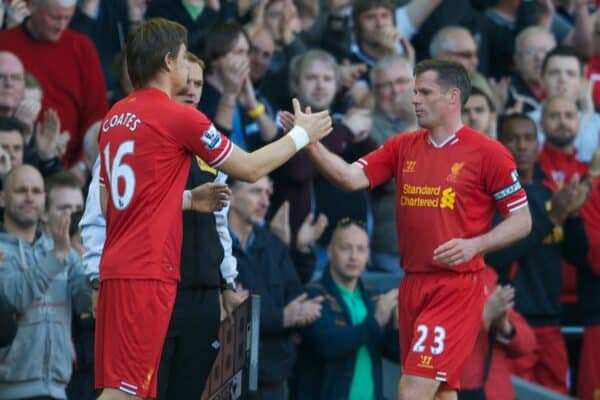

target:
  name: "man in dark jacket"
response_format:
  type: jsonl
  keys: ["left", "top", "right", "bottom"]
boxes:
{"left": 292, "top": 219, "right": 399, "bottom": 400}
{"left": 0, "top": 292, "right": 16, "bottom": 347}
{"left": 228, "top": 176, "right": 324, "bottom": 400}
{"left": 486, "top": 113, "right": 589, "bottom": 395}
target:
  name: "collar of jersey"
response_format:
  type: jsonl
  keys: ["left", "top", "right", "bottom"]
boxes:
{"left": 427, "top": 132, "right": 460, "bottom": 148}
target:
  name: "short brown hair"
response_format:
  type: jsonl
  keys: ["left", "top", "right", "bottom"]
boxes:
{"left": 45, "top": 171, "right": 82, "bottom": 210}
{"left": 185, "top": 51, "right": 205, "bottom": 70}
{"left": 126, "top": 18, "right": 188, "bottom": 89}
{"left": 414, "top": 59, "right": 471, "bottom": 106}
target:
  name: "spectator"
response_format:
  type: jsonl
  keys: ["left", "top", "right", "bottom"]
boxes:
{"left": 429, "top": 25, "right": 496, "bottom": 110}
{"left": 247, "top": 27, "right": 280, "bottom": 116}
{"left": 292, "top": 219, "right": 399, "bottom": 400}
{"left": 0, "top": 51, "right": 24, "bottom": 118}
{"left": 528, "top": 46, "right": 600, "bottom": 162}
{"left": 43, "top": 171, "right": 84, "bottom": 237}
{"left": 0, "top": 291, "right": 16, "bottom": 348}
{"left": 69, "top": 0, "right": 132, "bottom": 93}
{"left": 196, "top": 21, "right": 278, "bottom": 150}
{"left": 145, "top": 0, "right": 230, "bottom": 48}
{"left": 459, "top": 266, "right": 536, "bottom": 400}
{"left": 0, "top": 0, "right": 109, "bottom": 173}
{"left": 462, "top": 86, "right": 496, "bottom": 138}
{"left": 507, "top": 27, "right": 556, "bottom": 114}
{"left": 0, "top": 116, "right": 25, "bottom": 178}
{"left": 368, "top": 54, "right": 415, "bottom": 273}
{"left": 228, "top": 176, "right": 324, "bottom": 399}
{"left": 0, "top": 165, "right": 89, "bottom": 400}
{"left": 486, "top": 113, "right": 589, "bottom": 395}
{"left": 270, "top": 49, "right": 377, "bottom": 248}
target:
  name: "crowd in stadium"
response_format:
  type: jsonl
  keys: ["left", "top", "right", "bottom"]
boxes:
{"left": 0, "top": 0, "right": 599, "bottom": 399}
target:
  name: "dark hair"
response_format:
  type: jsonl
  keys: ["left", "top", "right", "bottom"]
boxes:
{"left": 469, "top": 86, "right": 495, "bottom": 113}
{"left": 496, "top": 113, "right": 537, "bottom": 141}
{"left": 0, "top": 116, "right": 27, "bottom": 137}
{"left": 126, "top": 18, "right": 188, "bottom": 89}
{"left": 352, "top": 0, "right": 395, "bottom": 41}
{"left": 194, "top": 21, "right": 249, "bottom": 74}
{"left": 414, "top": 59, "right": 471, "bottom": 106}
{"left": 45, "top": 171, "right": 82, "bottom": 210}
{"left": 541, "top": 45, "right": 582, "bottom": 76}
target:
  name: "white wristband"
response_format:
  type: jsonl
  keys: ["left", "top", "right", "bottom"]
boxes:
{"left": 182, "top": 190, "right": 191, "bottom": 210}
{"left": 288, "top": 126, "right": 310, "bottom": 151}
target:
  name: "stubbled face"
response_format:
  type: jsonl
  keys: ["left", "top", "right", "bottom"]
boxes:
{"left": 542, "top": 55, "right": 581, "bottom": 101}
{"left": 499, "top": 119, "right": 539, "bottom": 177}
{"left": 176, "top": 60, "right": 204, "bottom": 106}
{"left": 462, "top": 94, "right": 494, "bottom": 135}
{"left": 373, "top": 62, "right": 414, "bottom": 116}
{"left": 328, "top": 224, "right": 370, "bottom": 284}
{"left": 357, "top": 7, "right": 394, "bottom": 48}
{"left": 2, "top": 166, "right": 45, "bottom": 228}
{"left": 294, "top": 59, "right": 337, "bottom": 111}
{"left": 542, "top": 97, "right": 580, "bottom": 149}
{"left": 0, "top": 52, "right": 25, "bottom": 116}
{"left": 230, "top": 177, "right": 273, "bottom": 226}
{"left": 29, "top": 0, "right": 76, "bottom": 42}
{"left": 170, "top": 43, "right": 190, "bottom": 96}
{"left": 412, "top": 70, "right": 453, "bottom": 129}
{"left": 514, "top": 33, "right": 555, "bottom": 83}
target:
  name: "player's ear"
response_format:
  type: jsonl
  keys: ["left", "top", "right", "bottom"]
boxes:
{"left": 164, "top": 52, "right": 175, "bottom": 72}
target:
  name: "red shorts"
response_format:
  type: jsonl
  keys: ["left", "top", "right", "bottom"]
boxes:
{"left": 398, "top": 270, "right": 485, "bottom": 390}
{"left": 95, "top": 279, "right": 176, "bottom": 398}
{"left": 578, "top": 325, "right": 600, "bottom": 400}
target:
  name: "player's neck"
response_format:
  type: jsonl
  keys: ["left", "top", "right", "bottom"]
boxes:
{"left": 428, "top": 119, "right": 463, "bottom": 146}
{"left": 144, "top": 77, "right": 175, "bottom": 98}
{"left": 4, "top": 217, "right": 37, "bottom": 244}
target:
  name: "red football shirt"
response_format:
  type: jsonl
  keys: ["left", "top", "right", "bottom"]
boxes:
{"left": 98, "top": 88, "right": 233, "bottom": 282}
{"left": 538, "top": 144, "right": 589, "bottom": 191}
{"left": 357, "top": 126, "right": 527, "bottom": 273}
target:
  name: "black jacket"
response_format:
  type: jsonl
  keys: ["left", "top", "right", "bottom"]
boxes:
{"left": 0, "top": 291, "right": 16, "bottom": 347}
{"left": 485, "top": 172, "right": 588, "bottom": 326}
{"left": 180, "top": 156, "right": 225, "bottom": 290}
{"left": 233, "top": 226, "right": 305, "bottom": 385}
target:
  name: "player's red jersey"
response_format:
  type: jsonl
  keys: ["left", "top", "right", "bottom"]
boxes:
{"left": 98, "top": 88, "right": 233, "bottom": 282}
{"left": 356, "top": 126, "right": 527, "bottom": 274}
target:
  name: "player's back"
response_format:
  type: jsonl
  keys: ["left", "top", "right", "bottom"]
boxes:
{"left": 98, "top": 87, "right": 232, "bottom": 282}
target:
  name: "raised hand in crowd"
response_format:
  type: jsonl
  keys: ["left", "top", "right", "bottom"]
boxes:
{"left": 35, "top": 109, "right": 70, "bottom": 161}
{"left": 280, "top": 0, "right": 302, "bottom": 45}
{"left": 487, "top": 77, "right": 511, "bottom": 115}
{"left": 482, "top": 284, "right": 515, "bottom": 335}
{"left": 548, "top": 173, "right": 592, "bottom": 224}
{"left": 237, "top": 77, "right": 260, "bottom": 111}
{"left": 342, "top": 107, "right": 373, "bottom": 143}
{"left": 283, "top": 293, "right": 324, "bottom": 328}
{"left": 5, "top": 0, "right": 30, "bottom": 30}
{"left": 339, "top": 61, "right": 367, "bottom": 93}
{"left": 51, "top": 210, "right": 71, "bottom": 262}
{"left": 377, "top": 26, "right": 403, "bottom": 56}
{"left": 270, "top": 200, "right": 292, "bottom": 245}
{"left": 296, "top": 212, "right": 328, "bottom": 252}
{"left": 220, "top": 53, "right": 250, "bottom": 97}
{"left": 14, "top": 97, "right": 42, "bottom": 143}
{"left": 0, "top": 147, "right": 12, "bottom": 178}
{"left": 374, "top": 288, "right": 398, "bottom": 327}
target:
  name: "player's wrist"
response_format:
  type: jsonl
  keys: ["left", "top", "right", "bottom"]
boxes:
{"left": 287, "top": 126, "right": 309, "bottom": 151}
{"left": 182, "top": 190, "right": 192, "bottom": 210}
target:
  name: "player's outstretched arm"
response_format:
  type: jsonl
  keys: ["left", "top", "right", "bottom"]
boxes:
{"left": 304, "top": 141, "right": 370, "bottom": 192}
{"left": 218, "top": 99, "right": 333, "bottom": 183}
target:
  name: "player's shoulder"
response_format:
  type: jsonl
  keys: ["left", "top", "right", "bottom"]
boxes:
{"left": 459, "top": 126, "right": 510, "bottom": 155}
{"left": 387, "top": 129, "right": 427, "bottom": 147}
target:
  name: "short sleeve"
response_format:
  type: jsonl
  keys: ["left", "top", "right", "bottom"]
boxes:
{"left": 355, "top": 136, "right": 400, "bottom": 189}
{"left": 173, "top": 106, "right": 234, "bottom": 168}
{"left": 482, "top": 143, "right": 528, "bottom": 216}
